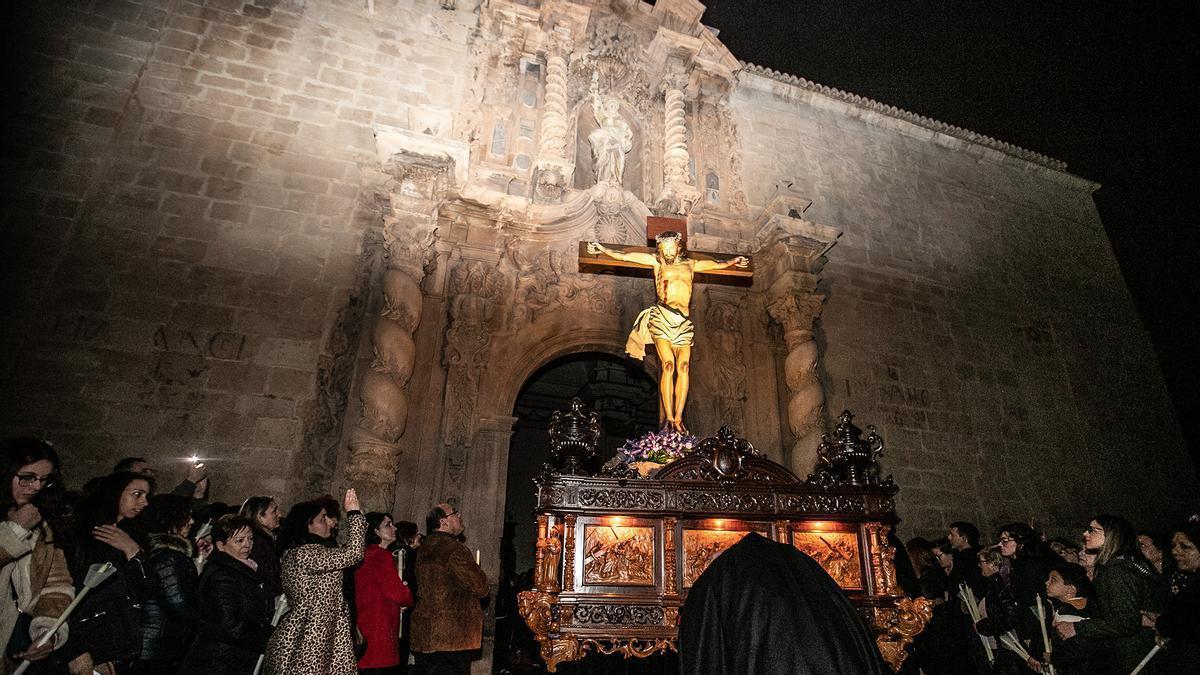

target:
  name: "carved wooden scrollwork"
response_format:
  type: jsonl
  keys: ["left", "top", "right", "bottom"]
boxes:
{"left": 779, "top": 493, "right": 866, "bottom": 514}
{"left": 516, "top": 590, "right": 586, "bottom": 673}
{"left": 578, "top": 488, "right": 664, "bottom": 510}
{"left": 873, "top": 597, "right": 934, "bottom": 671}
{"left": 655, "top": 426, "right": 800, "bottom": 484}
{"left": 562, "top": 514, "right": 577, "bottom": 592}
{"left": 580, "top": 638, "right": 675, "bottom": 659}
{"left": 573, "top": 604, "right": 664, "bottom": 625}
{"left": 524, "top": 414, "right": 917, "bottom": 673}
{"left": 676, "top": 490, "right": 774, "bottom": 513}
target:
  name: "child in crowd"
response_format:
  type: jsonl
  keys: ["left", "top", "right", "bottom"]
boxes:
{"left": 1029, "top": 563, "right": 1091, "bottom": 674}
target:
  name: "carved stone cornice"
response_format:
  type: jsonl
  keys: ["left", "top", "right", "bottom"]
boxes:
{"left": 645, "top": 26, "right": 704, "bottom": 83}
{"left": 752, "top": 188, "right": 842, "bottom": 281}
{"left": 373, "top": 125, "right": 470, "bottom": 193}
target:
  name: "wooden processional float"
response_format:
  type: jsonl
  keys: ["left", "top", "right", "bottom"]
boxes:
{"left": 517, "top": 400, "right": 932, "bottom": 672}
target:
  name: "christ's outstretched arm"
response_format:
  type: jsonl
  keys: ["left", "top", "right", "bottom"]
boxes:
{"left": 694, "top": 255, "right": 749, "bottom": 273}
{"left": 587, "top": 242, "right": 657, "bottom": 267}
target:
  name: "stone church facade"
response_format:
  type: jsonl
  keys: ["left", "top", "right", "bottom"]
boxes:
{"left": 2, "top": 0, "right": 1193, "bottom": 590}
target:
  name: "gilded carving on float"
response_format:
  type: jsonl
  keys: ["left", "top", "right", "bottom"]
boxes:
{"left": 792, "top": 531, "right": 863, "bottom": 590}
{"left": 681, "top": 529, "right": 749, "bottom": 588}
{"left": 521, "top": 402, "right": 928, "bottom": 672}
{"left": 582, "top": 525, "right": 654, "bottom": 586}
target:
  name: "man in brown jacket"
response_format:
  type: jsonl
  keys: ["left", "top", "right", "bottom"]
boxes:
{"left": 411, "top": 503, "right": 489, "bottom": 675}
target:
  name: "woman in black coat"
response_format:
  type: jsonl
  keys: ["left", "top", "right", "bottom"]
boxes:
{"left": 178, "top": 515, "right": 274, "bottom": 675}
{"left": 973, "top": 547, "right": 1023, "bottom": 675}
{"left": 59, "top": 472, "right": 160, "bottom": 674}
{"left": 240, "top": 495, "right": 283, "bottom": 599}
{"left": 1055, "top": 514, "right": 1155, "bottom": 675}
{"left": 996, "top": 522, "right": 1051, "bottom": 642}
{"left": 1143, "top": 520, "right": 1200, "bottom": 673}
{"left": 130, "top": 494, "right": 199, "bottom": 674}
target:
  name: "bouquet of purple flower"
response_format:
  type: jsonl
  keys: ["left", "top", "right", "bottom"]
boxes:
{"left": 617, "top": 430, "right": 698, "bottom": 465}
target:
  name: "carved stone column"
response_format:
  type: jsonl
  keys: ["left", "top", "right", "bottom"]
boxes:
{"left": 655, "top": 63, "right": 698, "bottom": 214}
{"left": 767, "top": 283, "right": 826, "bottom": 477}
{"left": 535, "top": 30, "right": 573, "bottom": 200}
{"left": 754, "top": 189, "right": 841, "bottom": 477}
{"left": 345, "top": 153, "right": 449, "bottom": 511}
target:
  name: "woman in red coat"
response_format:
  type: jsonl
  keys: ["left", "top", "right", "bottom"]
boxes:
{"left": 355, "top": 512, "right": 414, "bottom": 674}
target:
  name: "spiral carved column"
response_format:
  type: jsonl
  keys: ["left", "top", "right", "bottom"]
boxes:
{"left": 663, "top": 86, "right": 689, "bottom": 185}
{"left": 767, "top": 288, "right": 827, "bottom": 477}
{"left": 534, "top": 36, "right": 574, "bottom": 200}
{"left": 655, "top": 66, "right": 695, "bottom": 213}
{"left": 539, "top": 51, "right": 569, "bottom": 161}
{"left": 345, "top": 192, "right": 438, "bottom": 510}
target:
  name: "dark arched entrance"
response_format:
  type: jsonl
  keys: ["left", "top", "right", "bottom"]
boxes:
{"left": 494, "top": 352, "right": 664, "bottom": 674}
{"left": 504, "top": 351, "right": 657, "bottom": 571}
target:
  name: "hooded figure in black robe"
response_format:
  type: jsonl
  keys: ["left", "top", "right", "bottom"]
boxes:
{"left": 680, "top": 532, "right": 887, "bottom": 675}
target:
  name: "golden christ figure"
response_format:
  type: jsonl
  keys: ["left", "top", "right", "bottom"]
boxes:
{"left": 587, "top": 232, "right": 749, "bottom": 433}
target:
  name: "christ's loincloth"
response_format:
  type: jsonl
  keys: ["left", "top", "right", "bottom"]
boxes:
{"left": 626, "top": 303, "right": 694, "bottom": 360}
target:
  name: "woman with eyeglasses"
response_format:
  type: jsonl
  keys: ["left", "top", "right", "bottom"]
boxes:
{"left": 972, "top": 546, "right": 1024, "bottom": 674}
{"left": 996, "top": 522, "right": 1052, "bottom": 644}
{"left": 1053, "top": 515, "right": 1156, "bottom": 675}
{"left": 0, "top": 437, "right": 75, "bottom": 672}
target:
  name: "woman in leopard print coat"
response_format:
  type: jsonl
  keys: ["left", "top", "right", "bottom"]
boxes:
{"left": 264, "top": 489, "right": 365, "bottom": 675}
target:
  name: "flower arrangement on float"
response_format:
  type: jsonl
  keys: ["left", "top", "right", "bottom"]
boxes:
{"left": 616, "top": 430, "right": 698, "bottom": 477}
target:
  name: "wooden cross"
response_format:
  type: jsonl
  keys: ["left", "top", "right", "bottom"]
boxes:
{"left": 577, "top": 217, "right": 753, "bottom": 286}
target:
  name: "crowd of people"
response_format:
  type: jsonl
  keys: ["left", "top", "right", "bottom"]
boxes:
{"left": 898, "top": 516, "right": 1199, "bottom": 674}
{"left": 0, "top": 437, "right": 489, "bottom": 675}
{"left": 2, "top": 434, "right": 1197, "bottom": 675}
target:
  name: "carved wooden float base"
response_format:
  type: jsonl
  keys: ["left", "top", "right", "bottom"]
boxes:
{"left": 524, "top": 421, "right": 931, "bottom": 672}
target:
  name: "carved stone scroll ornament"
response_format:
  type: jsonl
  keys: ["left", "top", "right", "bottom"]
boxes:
{"left": 705, "top": 296, "right": 748, "bottom": 430}
{"left": 440, "top": 259, "right": 505, "bottom": 488}
{"left": 766, "top": 288, "right": 828, "bottom": 477}
{"left": 539, "top": 35, "right": 573, "bottom": 163}
{"left": 344, "top": 206, "right": 439, "bottom": 510}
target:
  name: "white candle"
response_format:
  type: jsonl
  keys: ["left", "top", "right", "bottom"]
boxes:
{"left": 475, "top": 549, "right": 480, "bottom": 565}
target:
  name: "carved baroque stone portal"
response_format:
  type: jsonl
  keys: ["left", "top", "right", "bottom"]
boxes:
{"left": 347, "top": 5, "right": 844, "bottom": 589}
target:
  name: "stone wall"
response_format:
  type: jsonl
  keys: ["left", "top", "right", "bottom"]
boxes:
{"left": 0, "top": 0, "right": 475, "bottom": 504}
{"left": 733, "top": 70, "right": 1194, "bottom": 538}
{"left": 1, "top": 0, "right": 1191, "bottom": 546}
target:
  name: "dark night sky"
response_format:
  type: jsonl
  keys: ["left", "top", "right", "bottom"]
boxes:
{"left": 697, "top": 1, "right": 1200, "bottom": 467}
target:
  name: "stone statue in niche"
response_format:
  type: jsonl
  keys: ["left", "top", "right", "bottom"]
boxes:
{"left": 588, "top": 72, "right": 633, "bottom": 186}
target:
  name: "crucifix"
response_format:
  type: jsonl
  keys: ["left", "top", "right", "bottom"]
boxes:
{"left": 578, "top": 216, "right": 752, "bottom": 433}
